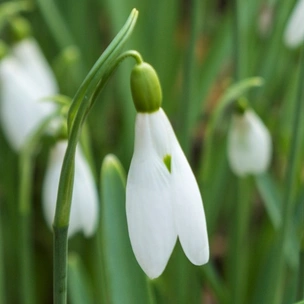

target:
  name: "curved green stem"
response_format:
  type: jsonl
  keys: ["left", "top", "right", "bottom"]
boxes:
{"left": 18, "top": 111, "right": 59, "bottom": 304}
{"left": 117, "top": 50, "right": 143, "bottom": 64}
{"left": 53, "top": 9, "right": 139, "bottom": 304}
{"left": 230, "top": 177, "right": 251, "bottom": 304}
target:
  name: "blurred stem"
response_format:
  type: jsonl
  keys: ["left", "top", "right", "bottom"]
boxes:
{"left": 36, "top": 0, "right": 74, "bottom": 49}
{"left": 0, "top": 212, "right": 5, "bottom": 304}
{"left": 232, "top": 0, "right": 240, "bottom": 81}
{"left": 17, "top": 112, "right": 58, "bottom": 304}
{"left": 297, "top": 250, "right": 304, "bottom": 300}
{"left": 201, "top": 263, "right": 229, "bottom": 304}
{"left": 271, "top": 48, "right": 304, "bottom": 303}
{"left": 21, "top": 114, "right": 61, "bottom": 304}
{"left": 179, "top": 0, "right": 205, "bottom": 153}
{"left": 230, "top": 177, "right": 251, "bottom": 304}
{"left": 53, "top": 227, "right": 68, "bottom": 304}
{"left": 18, "top": 151, "right": 35, "bottom": 304}
{"left": 230, "top": 3, "right": 248, "bottom": 302}
{"left": 93, "top": 235, "right": 109, "bottom": 303}
{"left": 232, "top": 0, "right": 242, "bottom": 81}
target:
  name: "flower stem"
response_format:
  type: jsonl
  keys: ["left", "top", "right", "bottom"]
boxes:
{"left": 117, "top": 50, "right": 143, "bottom": 64}
{"left": 52, "top": 10, "right": 138, "bottom": 304}
{"left": 0, "top": 212, "right": 5, "bottom": 304}
{"left": 53, "top": 226, "right": 69, "bottom": 304}
{"left": 18, "top": 151, "right": 35, "bottom": 304}
{"left": 17, "top": 112, "right": 58, "bottom": 304}
{"left": 230, "top": 177, "right": 251, "bottom": 304}
{"left": 297, "top": 249, "right": 304, "bottom": 300}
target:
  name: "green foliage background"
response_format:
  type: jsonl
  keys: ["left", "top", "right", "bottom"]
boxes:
{"left": 0, "top": 0, "right": 303, "bottom": 303}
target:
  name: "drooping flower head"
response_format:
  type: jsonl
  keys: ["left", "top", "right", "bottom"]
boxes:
{"left": 126, "top": 61, "right": 209, "bottom": 279}
{"left": 43, "top": 140, "right": 99, "bottom": 238}
{"left": 284, "top": 0, "right": 304, "bottom": 48}
{"left": 227, "top": 103, "right": 272, "bottom": 177}
{"left": 0, "top": 36, "right": 58, "bottom": 151}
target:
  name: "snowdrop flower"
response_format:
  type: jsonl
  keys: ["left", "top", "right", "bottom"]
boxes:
{"left": 43, "top": 140, "right": 99, "bottom": 238}
{"left": 126, "top": 62, "right": 209, "bottom": 279}
{"left": 284, "top": 0, "right": 304, "bottom": 48}
{"left": 227, "top": 109, "right": 272, "bottom": 177}
{"left": 0, "top": 38, "right": 58, "bottom": 151}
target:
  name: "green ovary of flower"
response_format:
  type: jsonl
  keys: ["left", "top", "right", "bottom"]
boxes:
{"left": 130, "top": 62, "right": 162, "bottom": 113}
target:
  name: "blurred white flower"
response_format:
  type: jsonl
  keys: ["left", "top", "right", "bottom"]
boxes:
{"left": 0, "top": 38, "right": 58, "bottom": 151}
{"left": 227, "top": 110, "right": 272, "bottom": 177}
{"left": 284, "top": 0, "right": 304, "bottom": 48}
{"left": 43, "top": 140, "right": 99, "bottom": 238}
{"left": 126, "top": 108, "right": 209, "bottom": 279}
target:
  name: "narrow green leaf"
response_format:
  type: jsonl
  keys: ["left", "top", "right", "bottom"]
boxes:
{"left": 67, "top": 8, "right": 138, "bottom": 134}
{"left": 255, "top": 173, "right": 282, "bottom": 229}
{"left": 68, "top": 253, "right": 94, "bottom": 304}
{"left": 100, "top": 154, "right": 153, "bottom": 304}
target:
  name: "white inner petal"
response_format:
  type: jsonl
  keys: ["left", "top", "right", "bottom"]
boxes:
{"left": 72, "top": 146, "right": 99, "bottom": 237}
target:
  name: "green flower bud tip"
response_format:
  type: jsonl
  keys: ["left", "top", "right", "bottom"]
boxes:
{"left": 62, "top": 46, "right": 80, "bottom": 64}
{"left": 102, "top": 154, "right": 126, "bottom": 181}
{"left": 130, "top": 62, "right": 162, "bottom": 113}
{"left": 10, "top": 17, "right": 32, "bottom": 42}
{"left": 234, "top": 97, "right": 249, "bottom": 115}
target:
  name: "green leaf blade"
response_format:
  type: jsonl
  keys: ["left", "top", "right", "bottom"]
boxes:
{"left": 100, "top": 154, "right": 152, "bottom": 304}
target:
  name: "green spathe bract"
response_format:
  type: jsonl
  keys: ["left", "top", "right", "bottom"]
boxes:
{"left": 130, "top": 62, "right": 162, "bottom": 113}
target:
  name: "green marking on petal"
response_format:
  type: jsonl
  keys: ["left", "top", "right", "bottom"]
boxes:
{"left": 163, "top": 154, "right": 172, "bottom": 173}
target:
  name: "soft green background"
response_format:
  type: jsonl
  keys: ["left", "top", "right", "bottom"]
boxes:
{"left": 0, "top": 0, "right": 303, "bottom": 303}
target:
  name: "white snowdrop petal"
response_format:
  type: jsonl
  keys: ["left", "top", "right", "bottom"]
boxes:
{"left": 42, "top": 141, "right": 68, "bottom": 231}
{"left": 126, "top": 113, "right": 177, "bottom": 279}
{"left": 228, "top": 110, "right": 272, "bottom": 176}
{"left": 12, "top": 38, "right": 58, "bottom": 94}
{"left": 284, "top": 0, "right": 304, "bottom": 48}
{"left": 72, "top": 147, "right": 99, "bottom": 237}
{"left": 169, "top": 133, "right": 209, "bottom": 265}
{"left": 132, "top": 109, "right": 171, "bottom": 161}
{"left": 0, "top": 57, "right": 56, "bottom": 150}
{"left": 42, "top": 141, "right": 99, "bottom": 238}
